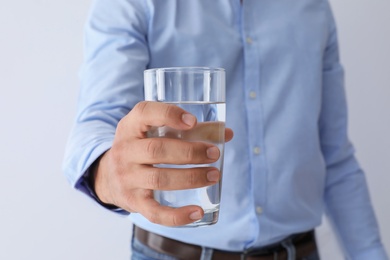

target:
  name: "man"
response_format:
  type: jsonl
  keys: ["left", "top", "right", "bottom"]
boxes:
{"left": 63, "top": 1, "right": 388, "bottom": 259}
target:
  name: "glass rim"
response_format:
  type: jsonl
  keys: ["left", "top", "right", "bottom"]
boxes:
{"left": 144, "top": 67, "right": 225, "bottom": 74}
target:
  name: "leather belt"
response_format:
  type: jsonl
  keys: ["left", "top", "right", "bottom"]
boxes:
{"left": 134, "top": 226, "right": 317, "bottom": 260}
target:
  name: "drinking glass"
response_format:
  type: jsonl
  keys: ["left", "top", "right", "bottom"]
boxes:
{"left": 144, "top": 67, "right": 226, "bottom": 226}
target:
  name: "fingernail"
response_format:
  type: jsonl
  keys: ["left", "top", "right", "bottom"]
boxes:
{"left": 189, "top": 210, "right": 202, "bottom": 220}
{"left": 207, "top": 170, "right": 220, "bottom": 182}
{"left": 207, "top": 147, "right": 219, "bottom": 160}
{"left": 182, "top": 113, "right": 196, "bottom": 126}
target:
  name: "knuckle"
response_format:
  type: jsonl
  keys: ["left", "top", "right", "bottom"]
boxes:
{"left": 171, "top": 214, "right": 180, "bottom": 226}
{"left": 183, "top": 145, "right": 195, "bottom": 161}
{"left": 133, "top": 101, "right": 149, "bottom": 115}
{"left": 116, "top": 118, "right": 125, "bottom": 131}
{"left": 146, "top": 139, "right": 165, "bottom": 159}
{"left": 148, "top": 210, "right": 179, "bottom": 226}
{"left": 108, "top": 147, "right": 128, "bottom": 176}
{"left": 125, "top": 190, "right": 153, "bottom": 214}
{"left": 162, "top": 104, "right": 175, "bottom": 119}
{"left": 147, "top": 169, "right": 168, "bottom": 189}
{"left": 187, "top": 170, "right": 197, "bottom": 186}
{"left": 147, "top": 211, "right": 160, "bottom": 224}
{"left": 122, "top": 193, "right": 137, "bottom": 212}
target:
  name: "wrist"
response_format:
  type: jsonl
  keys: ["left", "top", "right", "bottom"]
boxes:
{"left": 89, "top": 153, "right": 117, "bottom": 209}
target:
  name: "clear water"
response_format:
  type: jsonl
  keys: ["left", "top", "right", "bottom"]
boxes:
{"left": 147, "top": 102, "right": 225, "bottom": 226}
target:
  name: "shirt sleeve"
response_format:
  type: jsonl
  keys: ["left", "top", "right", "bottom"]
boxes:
{"left": 320, "top": 2, "right": 388, "bottom": 259}
{"left": 62, "top": 0, "right": 150, "bottom": 215}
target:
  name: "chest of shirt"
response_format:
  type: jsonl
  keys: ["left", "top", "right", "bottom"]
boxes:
{"left": 144, "top": 0, "right": 330, "bottom": 70}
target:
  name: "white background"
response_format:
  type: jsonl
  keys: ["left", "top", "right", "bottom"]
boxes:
{"left": 0, "top": 1, "right": 388, "bottom": 259}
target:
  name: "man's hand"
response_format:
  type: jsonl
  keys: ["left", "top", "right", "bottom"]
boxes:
{"left": 92, "top": 101, "right": 233, "bottom": 226}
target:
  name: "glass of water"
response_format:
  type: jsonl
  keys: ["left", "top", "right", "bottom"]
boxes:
{"left": 144, "top": 67, "right": 226, "bottom": 227}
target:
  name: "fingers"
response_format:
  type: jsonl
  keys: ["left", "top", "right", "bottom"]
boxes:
{"left": 130, "top": 138, "right": 220, "bottom": 165}
{"left": 142, "top": 203, "right": 204, "bottom": 227}
{"left": 121, "top": 101, "right": 197, "bottom": 138}
{"left": 129, "top": 166, "right": 220, "bottom": 191}
{"left": 128, "top": 190, "right": 204, "bottom": 226}
{"left": 103, "top": 101, "right": 234, "bottom": 227}
{"left": 119, "top": 101, "right": 235, "bottom": 142}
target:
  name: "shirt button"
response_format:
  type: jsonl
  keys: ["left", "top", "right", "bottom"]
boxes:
{"left": 249, "top": 91, "right": 257, "bottom": 99}
{"left": 253, "top": 146, "right": 261, "bottom": 155}
{"left": 256, "top": 206, "right": 263, "bottom": 215}
{"left": 246, "top": 37, "right": 253, "bottom": 44}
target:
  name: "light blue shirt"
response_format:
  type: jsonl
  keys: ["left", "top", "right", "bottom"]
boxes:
{"left": 63, "top": 0, "right": 388, "bottom": 259}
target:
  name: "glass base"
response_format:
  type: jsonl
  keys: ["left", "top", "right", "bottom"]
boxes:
{"left": 184, "top": 209, "right": 219, "bottom": 227}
